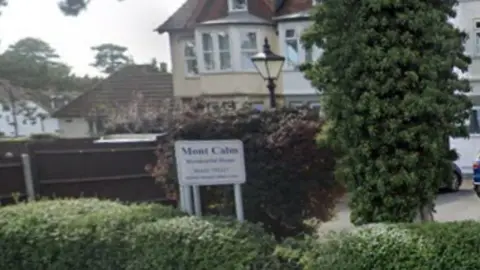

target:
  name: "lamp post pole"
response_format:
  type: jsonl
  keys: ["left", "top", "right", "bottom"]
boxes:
{"left": 251, "top": 38, "right": 285, "bottom": 109}
{"left": 267, "top": 78, "right": 276, "bottom": 108}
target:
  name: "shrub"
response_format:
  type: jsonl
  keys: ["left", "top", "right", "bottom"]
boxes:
{"left": 0, "top": 198, "right": 185, "bottom": 269}
{"left": 127, "top": 216, "right": 281, "bottom": 269}
{"left": 148, "top": 101, "right": 344, "bottom": 239}
{"left": 279, "top": 221, "right": 480, "bottom": 270}
{"left": 0, "top": 198, "right": 283, "bottom": 270}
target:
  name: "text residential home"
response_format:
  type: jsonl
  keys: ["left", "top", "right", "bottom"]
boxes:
{"left": 52, "top": 65, "right": 174, "bottom": 138}
{"left": 156, "top": 0, "right": 323, "bottom": 110}
{"left": 450, "top": 0, "right": 480, "bottom": 170}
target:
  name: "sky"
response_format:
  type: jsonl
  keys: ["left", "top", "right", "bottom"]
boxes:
{"left": 0, "top": 0, "right": 183, "bottom": 76}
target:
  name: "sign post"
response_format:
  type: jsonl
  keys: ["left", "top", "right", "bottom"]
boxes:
{"left": 174, "top": 140, "right": 246, "bottom": 222}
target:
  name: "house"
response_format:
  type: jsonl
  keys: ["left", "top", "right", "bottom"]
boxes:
{"left": 0, "top": 80, "right": 75, "bottom": 137}
{"left": 448, "top": 1, "right": 480, "bottom": 170}
{"left": 51, "top": 65, "right": 174, "bottom": 138}
{"left": 156, "top": 0, "right": 323, "bottom": 110}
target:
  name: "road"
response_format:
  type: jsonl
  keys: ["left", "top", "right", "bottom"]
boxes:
{"left": 319, "top": 181, "right": 480, "bottom": 232}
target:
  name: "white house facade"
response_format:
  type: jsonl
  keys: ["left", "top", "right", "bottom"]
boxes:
{"left": 448, "top": 0, "right": 480, "bottom": 170}
{"left": 0, "top": 101, "right": 60, "bottom": 137}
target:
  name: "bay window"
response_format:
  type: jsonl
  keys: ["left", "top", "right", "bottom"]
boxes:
{"left": 183, "top": 40, "right": 198, "bottom": 76}
{"left": 200, "top": 32, "right": 232, "bottom": 72}
{"left": 240, "top": 31, "right": 258, "bottom": 69}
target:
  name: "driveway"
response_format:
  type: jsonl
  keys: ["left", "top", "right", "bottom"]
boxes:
{"left": 319, "top": 180, "right": 480, "bottom": 232}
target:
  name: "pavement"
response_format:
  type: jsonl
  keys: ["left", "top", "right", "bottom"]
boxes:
{"left": 318, "top": 180, "right": 480, "bottom": 233}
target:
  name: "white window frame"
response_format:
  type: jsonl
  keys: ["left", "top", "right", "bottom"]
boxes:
{"left": 469, "top": 106, "right": 480, "bottom": 134}
{"left": 312, "top": 0, "right": 322, "bottom": 5}
{"left": 474, "top": 19, "right": 480, "bottom": 56}
{"left": 229, "top": 0, "right": 248, "bottom": 12}
{"left": 284, "top": 28, "right": 300, "bottom": 70}
{"left": 239, "top": 30, "right": 259, "bottom": 70}
{"left": 183, "top": 39, "right": 198, "bottom": 77}
{"left": 283, "top": 26, "right": 322, "bottom": 71}
{"left": 201, "top": 33, "right": 216, "bottom": 71}
{"left": 199, "top": 31, "right": 232, "bottom": 73}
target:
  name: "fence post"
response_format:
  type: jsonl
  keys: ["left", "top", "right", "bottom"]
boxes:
{"left": 21, "top": 154, "right": 35, "bottom": 201}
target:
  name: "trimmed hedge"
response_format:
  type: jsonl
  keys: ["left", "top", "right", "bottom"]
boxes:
{"left": 0, "top": 199, "right": 280, "bottom": 269}
{"left": 278, "top": 221, "right": 480, "bottom": 269}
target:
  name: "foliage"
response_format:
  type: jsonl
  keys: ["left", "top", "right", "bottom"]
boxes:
{"left": 302, "top": 0, "right": 471, "bottom": 224}
{"left": 90, "top": 43, "right": 133, "bottom": 74}
{"left": 277, "top": 221, "right": 480, "bottom": 269}
{"left": 0, "top": 198, "right": 281, "bottom": 270}
{"left": 0, "top": 37, "right": 100, "bottom": 92}
{"left": 128, "top": 216, "right": 280, "bottom": 269}
{"left": 102, "top": 92, "right": 173, "bottom": 134}
{"left": 144, "top": 98, "right": 343, "bottom": 239}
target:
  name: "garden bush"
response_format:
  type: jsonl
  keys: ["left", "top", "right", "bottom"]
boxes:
{"left": 0, "top": 199, "right": 281, "bottom": 270}
{"left": 0, "top": 198, "right": 185, "bottom": 269}
{"left": 147, "top": 99, "right": 344, "bottom": 239}
{"left": 127, "top": 216, "right": 280, "bottom": 269}
{"left": 277, "top": 221, "right": 480, "bottom": 270}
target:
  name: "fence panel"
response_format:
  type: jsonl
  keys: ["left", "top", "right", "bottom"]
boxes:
{"left": 0, "top": 157, "right": 26, "bottom": 204}
{"left": 29, "top": 139, "right": 170, "bottom": 203}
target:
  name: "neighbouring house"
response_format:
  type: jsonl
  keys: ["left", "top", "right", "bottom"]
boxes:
{"left": 51, "top": 65, "right": 174, "bottom": 138}
{"left": 0, "top": 80, "right": 76, "bottom": 137}
{"left": 449, "top": 1, "right": 480, "bottom": 170}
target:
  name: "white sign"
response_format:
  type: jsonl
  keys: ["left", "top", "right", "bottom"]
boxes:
{"left": 174, "top": 140, "right": 246, "bottom": 186}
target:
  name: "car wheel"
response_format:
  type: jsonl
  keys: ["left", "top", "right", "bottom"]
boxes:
{"left": 449, "top": 172, "right": 461, "bottom": 192}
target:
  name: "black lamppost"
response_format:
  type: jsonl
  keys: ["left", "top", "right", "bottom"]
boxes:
{"left": 251, "top": 38, "right": 285, "bottom": 108}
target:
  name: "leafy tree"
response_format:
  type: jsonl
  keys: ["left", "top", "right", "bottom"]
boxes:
{"left": 302, "top": 0, "right": 471, "bottom": 224}
{"left": 90, "top": 43, "right": 133, "bottom": 75}
{"left": 0, "top": 37, "right": 72, "bottom": 90}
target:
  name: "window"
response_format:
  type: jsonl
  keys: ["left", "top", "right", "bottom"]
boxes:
{"left": 313, "top": 0, "right": 322, "bottom": 5}
{"left": 240, "top": 31, "right": 258, "bottom": 69}
{"left": 229, "top": 0, "right": 247, "bottom": 12}
{"left": 200, "top": 32, "right": 232, "bottom": 71}
{"left": 202, "top": 33, "right": 215, "bottom": 70}
{"left": 469, "top": 107, "right": 480, "bottom": 134}
{"left": 474, "top": 20, "right": 480, "bottom": 55}
{"left": 218, "top": 32, "right": 231, "bottom": 70}
{"left": 285, "top": 29, "right": 299, "bottom": 69}
{"left": 184, "top": 40, "right": 198, "bottom": 76}
{"left": 284, "top": 27, "right": 322, "bottom": 69}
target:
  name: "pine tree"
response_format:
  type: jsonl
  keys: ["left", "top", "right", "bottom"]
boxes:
{"left": 302, "top": 0, "right": 471, "bottom": 224}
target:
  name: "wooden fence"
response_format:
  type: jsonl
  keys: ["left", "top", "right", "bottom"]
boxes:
{"left": 0, "top": 138, "right": 174, "bottom": 206}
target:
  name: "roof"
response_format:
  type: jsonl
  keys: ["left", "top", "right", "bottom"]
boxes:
{"left": 155, "top": 0, "right": 312, "bottom": 33}
{"left": 0, "top": 80, "right": 78, "bottom": 113}
{"left": 52, "top": 65, "right": 174, "bottom": 118}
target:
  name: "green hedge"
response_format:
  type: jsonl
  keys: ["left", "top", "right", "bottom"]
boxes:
{"left": 0, "top": 199, "right": 280, "bottom": 269}
{"left": 278, "top": 221, "right": 480, "bottom": 270}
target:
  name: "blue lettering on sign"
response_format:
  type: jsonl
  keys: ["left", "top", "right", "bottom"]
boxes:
{"left": 182, "top": 146, "right": 239, "bottom": 155}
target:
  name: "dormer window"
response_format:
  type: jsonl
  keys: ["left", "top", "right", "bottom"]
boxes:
{"left": 229, "top": 0, "right": 247, "bottom": 12}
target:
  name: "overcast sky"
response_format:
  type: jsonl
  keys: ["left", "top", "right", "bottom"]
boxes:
{"left": 0, "top": 0, "right": 182, "bottom": 76}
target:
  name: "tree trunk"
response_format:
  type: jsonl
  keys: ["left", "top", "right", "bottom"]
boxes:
{"left": 416, "top": 202, "right": 434, "bottom": 222}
